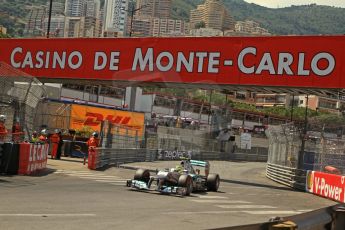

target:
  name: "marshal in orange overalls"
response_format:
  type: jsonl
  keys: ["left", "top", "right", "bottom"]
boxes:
{"left": 50, "top": 133, "right": 60, "bottom": 159}
{"left": 12, "top": 122, "right": 22, "bottom": 143}
{"left": 0, "top": 122, "right": 7, "bottom": 142}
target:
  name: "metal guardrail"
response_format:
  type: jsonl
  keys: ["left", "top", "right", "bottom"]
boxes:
{"left": 266, "top": 163, "right": 306, "bottom": 190}
{"left": 211, "top": 204, "right": 345, "bottom": 230}
{"left": 91, "top": 148, "right": 268, "bottom": 170}
{"left": 93, "top": 148, "right": 146, "bottom": 169}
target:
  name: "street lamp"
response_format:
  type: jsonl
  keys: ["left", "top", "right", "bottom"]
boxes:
{"left": 47, "top": 0, "right": 53, "bottom": 38}
{"left": 121, "top": 2, "right": 149, "bottom": 111}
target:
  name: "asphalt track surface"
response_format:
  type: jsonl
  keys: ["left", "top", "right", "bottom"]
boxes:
{"left": 0, "top": 158, "right": 337, "bottom": 230}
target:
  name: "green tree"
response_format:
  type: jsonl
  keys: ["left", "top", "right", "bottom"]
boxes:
{"left": 194, "top": 21, "right": 206, "bottom": 29}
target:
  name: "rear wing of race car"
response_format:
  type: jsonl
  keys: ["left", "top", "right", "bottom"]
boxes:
{"left": 190, "top": 160, "right": 210, "bottom": 176}
{"left": 190, "top": 160, "right": 209, "bottom": 167}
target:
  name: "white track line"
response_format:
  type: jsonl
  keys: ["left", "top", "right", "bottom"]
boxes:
{"left": 191, "top": 200, "right": 251, "bottom": 204}
{"left": 216, "top": 205, "right": 276, "bottom": 209}
{"left": 163, "top": 210, "right": 303, "bottom": 215}
{"left": 194, "top": 196, "right": 228, "bottom": 199}
{"left": 0, "top": 214, "right": 96, "bottom": 217}
{"left": 94, "top": 179, "right": 127, "bottom": 183}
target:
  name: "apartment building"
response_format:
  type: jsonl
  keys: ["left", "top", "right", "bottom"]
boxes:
{"left": 152, "top": 18, "right": 189, "bottom": 37}
{"left": 65, "top": 0, "right": 85, "bottom": 17}
{"left": 235, "top": 20, "right": 270, "bottom": 35}
{"left": 64, "top": 17, "right": 85, "bottom": 37}
{"left": 102, "top": 0, "right": 129, "bottom": 37}
{"left": 190, "top": 0, "right": 235, "bottom": 31}
{"left": 136, "top": 0, "right": 171, "bottom": 19}
{"left": 62, "top": 0, "right": 102, "bottom": 37}
{"left": 131, "top": 16, "right": 152, "bottom": 37}
{"left": 0, "top": 26, "right": 7, "bottom": 35}
{"left": 24, "top": 6, "right": 47, "bottom": 37}
{"left": 189, "top": 28, "right": 223, "bottom": 37}
{"left": 296, "top": 95, "right": 345, "bottom": 114}
{"left": 44, "top": 15, "right": 66, "bottom": 37}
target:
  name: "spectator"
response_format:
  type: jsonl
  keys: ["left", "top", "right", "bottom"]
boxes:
{"left": 39, "top": 129, "right": 48, "bottom": 143}
{"left": 31, "top": 131, "right": 39, "bottom": 143}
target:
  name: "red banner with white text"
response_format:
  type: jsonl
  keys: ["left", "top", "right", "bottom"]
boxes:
{"left": 0, "top": 36, "right": 344, "bottom": 89}
{"left": 306, "top": 171, "right": 345, "bottom": 203}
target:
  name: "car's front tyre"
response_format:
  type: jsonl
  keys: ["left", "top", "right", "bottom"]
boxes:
{"left": 178, "top": 174, "right": 193, "bottom": 196}
{"left": 134, "top": 169, "right": 150, "bottom": 183}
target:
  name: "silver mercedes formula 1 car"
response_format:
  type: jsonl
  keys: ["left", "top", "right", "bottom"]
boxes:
{"left": 126, "top": 159, "right": 220, "bottom": 196}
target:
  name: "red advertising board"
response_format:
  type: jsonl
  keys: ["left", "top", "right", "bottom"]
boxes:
{"left": 0, "top": 36, "right": 344, "bottom": 89}
{"left": 306, "top": 171, "right": 345, "bottom": 203}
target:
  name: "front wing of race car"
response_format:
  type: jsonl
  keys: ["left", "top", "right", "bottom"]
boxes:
{"left": 126, "top": 179, "right": 188, "bottom": 196}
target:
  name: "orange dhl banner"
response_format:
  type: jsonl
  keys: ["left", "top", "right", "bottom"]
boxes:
{"left": 70, "top": 104, "right": 145, "bottom": 136}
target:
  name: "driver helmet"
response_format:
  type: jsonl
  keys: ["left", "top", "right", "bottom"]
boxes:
{"left": 92, "top": 132, "right": 99, "bottom": 138}
{"left": 0, "top": 114, "right": 6, "bottom": 122}
{"left": 41, "top": 129, "right": 48, "bottom": 136}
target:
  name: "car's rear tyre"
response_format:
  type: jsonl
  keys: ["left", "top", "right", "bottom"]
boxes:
{"left": 178, "top": 175, "right": 193, "bottom": 196}
{"left": 134, "top": 169, "right": 150, "bottom": 183}
{"left": 207, "top": 174, "right": 220, "bottom": 191}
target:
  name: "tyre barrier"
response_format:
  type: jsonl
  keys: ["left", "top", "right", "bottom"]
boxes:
{"left": 18, "top": 143, "right": 49, "bottom": 175}
{"left": 0, "top": 143, "right": 20, "bottom": 175}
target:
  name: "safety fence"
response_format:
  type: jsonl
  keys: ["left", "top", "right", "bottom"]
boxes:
{"left": 213, "top": 204, "right": 345, "bottom": 230}
{"left": 267, "top": 123, "right": 345, "bottom": 174}
{"left": 87, "top": 148, "right": 227, "bottom": 170}
{"left": 0, "top": 142, "right": 48, "bottom": 175}
{"left": 87, "top": 147, "right": 268, "bottom": 170}
{"left": 0, "top": 70, "right": 47, "bottom": 142}
{"left": 266, "top": 123, "right": 345, "bottom": 191}
{"left": 231, "top": 147, "right": 268, "bottom": 162}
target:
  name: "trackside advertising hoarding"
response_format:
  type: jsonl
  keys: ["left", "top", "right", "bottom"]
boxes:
{"left": 0, "top": 36, "right": 344, "bottom": 89}
{"left": 306, "top": 171, "right": 345, "bottom": 203}
{"left": 70, "top": 104, "right": 145, "bottom": 137}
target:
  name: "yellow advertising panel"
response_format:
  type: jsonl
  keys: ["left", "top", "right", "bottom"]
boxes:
{"left": 70, "top": 104, "right": 145, "bottom": 137}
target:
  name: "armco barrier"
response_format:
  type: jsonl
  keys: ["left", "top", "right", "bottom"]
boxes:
{"left": 88, "top": 148, "right": 268, "bottom": 170}
{"left": 88, "top": 148, "right": 146, "bottom": 170}
{"left": 18, "top": 143, "right": 49, "bottom": 175}
{"left": 211, "top": 204, "right": 345, "bottom": 230}
{"left": 266, "top": 163, "right": 306, "bottom": 190}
